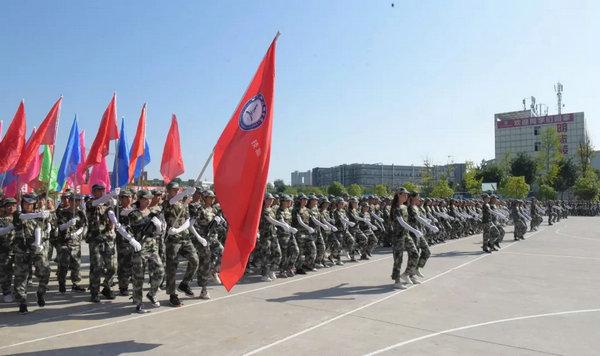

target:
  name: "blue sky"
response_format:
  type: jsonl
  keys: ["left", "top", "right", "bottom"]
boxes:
{"left": 1, "top": 1, "right": 598, "bottom": 184}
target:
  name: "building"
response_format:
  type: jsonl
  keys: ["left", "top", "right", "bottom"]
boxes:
{"left": 310, "top": 163, "right": 466, "bottom": 189}
{"left": 495, "top": 110, "right": 587, "bottom": 160}
{"left": 291, "top": 170, "right": 312, "bottom": 186}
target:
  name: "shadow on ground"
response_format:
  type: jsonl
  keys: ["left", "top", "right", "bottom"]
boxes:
{"left": 11, "top": 340, "right": 161, "bottom": 355}
{"left": 266, "top": 282, "right": 394, "bottom": 303}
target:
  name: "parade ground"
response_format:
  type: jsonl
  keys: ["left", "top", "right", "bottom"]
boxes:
{"left": 1, "top": 217, "right": 599, "bottom": 356}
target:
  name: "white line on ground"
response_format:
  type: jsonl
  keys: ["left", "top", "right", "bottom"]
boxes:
{"left": 555, "top": 228, "right": 599, "bottom": 242}
{"left": 364, "top": 308, "right": 600, "bottom": 355}
{"left": 242, "top": 228, "right": 547, "bottom": 356}
{"left": 501, "top": 251, "right": 600, "bottom": 261}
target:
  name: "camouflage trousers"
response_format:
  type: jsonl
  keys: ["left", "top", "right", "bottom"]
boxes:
{"left": 192, "top": 238, "right": 211, "bottom": 288}
{"left": 278, "top": 234, "right": 299, "bottom": 271}
{"left": 0, "top": 252, "right": 14, "bottom": 295}
{"left": 315, "top": 233, "right": 326, "bottom": 265}
{"left": 328, "top": 232, "right": 342, "bottom": 261}
{"left": 363, "top": 229, "right": 378, "bottom": 254}
{"left": 131, "top": 240, "right": 164, "bottom": 305}
{"left": 295, "top": 234, "right": 317, "bottom": 269}
{"left": 482, "top": 223, "right": 500, "bottom": 247}
{"left": 350, "top": 228, "right": 368, "bottom": 256}
{"left": 165, "top": 236, "right": 198, "bottom": 295}
{"left": 341, "top": 229, "right": 356, "bottom": 258}
{"left": 259, "top": 235, "right": 282, "bottom": 276}
{"left": 531, "top": 215, "right": 543, "bottom": 230}
{"left": 513, "top": 219, "right": 527, "bottom": 239}
{"left": 89, "top": 240, "right": 117, "bottom": 294}
{"left": 117, "top": 242, "right": 133, "bottom": 291}
{"left": 13, "top": 252, "right": 50, "bottom": 304}
{"left": 390, "top": 233, "right": 419, "bottom": 280}
{"left": 496, "top": 224, "right": 505, "bottom": 243}
{"left": 57, "top": 244, "right": 82, "bottom": 285}
{"left": 209, "top": 237, "right": 224, "bottom": 273}
{"left": 414, "top": 234, "right": 431, "bottom": 269}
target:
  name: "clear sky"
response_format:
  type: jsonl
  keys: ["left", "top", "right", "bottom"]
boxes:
{"left": 1, "top": 1, "right": 598, "bottom": 184}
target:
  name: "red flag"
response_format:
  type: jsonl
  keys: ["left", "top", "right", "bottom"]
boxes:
{"left": 160, "top": 114, "right": 185, "bottom": 183}
{"left": 84, "top": 94, "right": 119, "bottom": 168}
{"left": 128, "top": 103, "right": 147, "bottom": 182}
{"left": 214, "top": 34, "right": 278, "bottom": 291}
{"left": 88, "top": 156, "right": 111, "bottom": 192}
{"left": 13, "top": 97, "right": 62, "bottom": 175}
{"left": 0, "top": 101, "right": 27, "bottom": 172}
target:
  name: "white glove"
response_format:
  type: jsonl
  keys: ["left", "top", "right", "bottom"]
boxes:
{"left": 331, "top": 226, "right": 338, "bottom": 232}
{"left": 214, "top": 216, "right": 224, "bottom": 224}
{"left": 414, "top": 230, "right": 424, "bottom": 238}
{"left": 322, "top": 225, "right": 331, "bottom": 232}
{"left": 307, "top": 227, "right": 315, "bottom": 234}
{"left": 33, "top": 227, "right": 43, "bottom": 253}
{"left": 290, "top": 227, "right": 298, "bottom": 234}
{"left": 348, "top": 221, "right": 356, "bottom": 228}
{"left": 113, "top": 187, "right": 121, "bottom": 196}
{"left": 42, "top": 210, "right": 51, "bottom": 219}
{"left": 68, "top": 218, "right": 77, "bottom": 227}
{"left": 151, "top": 217, "right": 163, "bottom": 232}
{"left": 129, "top": 238, "right": 142, "bottom": 252}
{"left": 372, "top": 225, "right": 378, "bottom": 231}
{"left": 196, "top": 235, "right": 208, "bottom": 247}
{"left": 184, "top": 187, "right": 196, "bottom": 197}
{"left": 0, "top": 224, "right": 15, "bottom": 235}
{"left": 80, "top": 201, "right": 87, "bottom": 211}
{"left": 431, "top": 226, "right": 439, "bottom": 233}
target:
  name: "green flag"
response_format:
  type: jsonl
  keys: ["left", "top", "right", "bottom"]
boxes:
{"left": 39, "top": 145, "right": 58, "bottom": 192}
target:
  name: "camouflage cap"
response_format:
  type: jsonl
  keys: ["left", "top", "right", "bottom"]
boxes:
{"left": 265, "top": 193, "right": 275, "bottom": 200}
{"left": 281, "top": 194, "right": 293, "bottom": 202}
{"left": 297, "top": 193, "right": 308, "bottom": 200}
{"left": 319, "top": 197, "right": 330, "bottom": 204}
{"left": 22, "top": 193, "right": 38, "bottom": 204}
{"left": 1, "top": 197, "right": 17, "bottom": 207}
{"left": 396, "top": 187, "right": 409, "bottom": 194}
{"left": 202, "top": 190, "right": 215, "bottom": 197}
{"left": 119, "top": 189, "right": 132, "bottom": 198}
{"left": 307, "top": 194, "right": 318, "bottom": 201}
{"left": 165, "top": 181, "right": 180, "bottom": 190}
{"left": 91, "top": 183, "right": 106, "bottom": 191}
{"left": 137, "top": 190, "right": 153, "bottom": 200}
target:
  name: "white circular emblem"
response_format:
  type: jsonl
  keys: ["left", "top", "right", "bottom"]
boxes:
{"left": 239, "top": 93, "right": 267, "bottom": 131}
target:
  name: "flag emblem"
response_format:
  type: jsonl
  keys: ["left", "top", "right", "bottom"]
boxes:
{"left": 239, "top": 93, "right": 267, "bottom": 131}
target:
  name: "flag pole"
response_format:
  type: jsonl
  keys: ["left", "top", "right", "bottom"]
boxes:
{"left": 47, "top": 95, "right": 62, "bottom": 197}
{"left": 194, "top": 148, "right": 215, "bottom": 186}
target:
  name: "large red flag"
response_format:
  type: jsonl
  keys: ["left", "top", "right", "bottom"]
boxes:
{"left": 128, "top": 103, "right": 147, "bottom": 182}
{"left": 88, "top": 156, "right": 111, "bottom": 192}
{"left": 160, "top": 114, "right": 185, "bottom": 183}
{"left": 13, "top": 97, "right": 62, "bottom": 175}
{"left": 84, "top": 94, "right": 119, "bottom": 169}
{"left": 214, "top": 34, "right": 278, "bottom": 291}
{"left": 0, "top": 101, "right": 27, "bottom": 172}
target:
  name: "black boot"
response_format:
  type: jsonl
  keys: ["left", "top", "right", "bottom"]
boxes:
{"left": 37, "top": 292, "right": 45, "bottom": 307}
{"left": 119, "top": 288, "right": 129, "bottom": 296}
{"left": 91, "top": 292, "right": 100, "bottom": 303}
{"left": 72, "top": 284, "right": 86, "bottom": 292}
{"left": 169, "top": 294, "right": 182, "bottom": 307}
{"left": 19, "top": 303, "right": 29, "bottom": 314}
{"left": 59, "top": 282, "right": 66, "bottom": 294}
{"left": 482, "top": 245, "right": 491, "bottom": 253}
{"left": 177, "top": 283, "right": 194, "bottom": 297}
{"left": 101, "top": 287, "right": 116, "bottom": 300}
{"left": 494, "top": 242, "right": 501, "bottom": 249}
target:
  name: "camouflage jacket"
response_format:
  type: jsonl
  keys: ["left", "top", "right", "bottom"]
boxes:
{"left": 54, "top": 207, "right": 87, "bottom": 247}
{"left": 0, "top": 215, "right": 15, "bottom": 254}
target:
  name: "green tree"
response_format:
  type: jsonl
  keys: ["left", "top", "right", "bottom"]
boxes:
{"left": 283, "top": 186, "right": 298, "bottom": 195}
{"left": 429, "top": 179, "right": 454, "bottom": 198}
{"left": 537, "top": 184, "right": 556, "bottom": 201}
{"left": 273, "top": 179, "right": 286, "bottom": 194}
{"left": 577, "top": 136, "right": 595, "bottom": 175}
{"left": 327, "top": 181, "right": 346, "bottom": 196}
{"left": 420, "top": 159, "right": 435, "bottom": 196}
{"left": 498, "top": 176, "right": 530, "bottom": 199}
{"left": 347, "top": 184, "right": 363, "bottom": 197}
{"left": 373, "top": 184, "right": 389, "bottom": 196}
{"left": 553, "top": 158, "right": 578, "bottom": 198}
{"left": 510, "top": 152, "right": 537, "bottom": 185}
{"left": 573, "top": 170, "right": 600, "bottom": 201}
{"left": 402, "top": 181, "right": 420, "bottom": 193}
{"left": 463, "top": 161, "right": 482, "bottom": 196}
{"left": 536, "top": 126, "right": 563, "bottom": 185}
{"left": 476, "top": 162, "right": 506, "bottom": 184}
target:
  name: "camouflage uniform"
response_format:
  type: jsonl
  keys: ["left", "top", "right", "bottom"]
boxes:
{"left": 390, "top": 205, "right": 418, "bottom": 281}
{"left": 411, "top": 205, "right": 431, "bottom": 269}
{"left": 481, "top": 201, "right": 494, "bottom": 251}
{"left": 163, "top": 198, "right": 198, "bottom": 295}
{"left": 511, "top": 203, "right": 527, "bottom": 240}
{"left": 310, "top": 206, "right": 327, "bottom": 267}
{"left": 258, "top": 204, "right": 281, "bottom": 277}
{"left": 86, "top": 199, "right": 117, "bottom": 298}
{"left": 116, "top": 202, "right": 135, "bottom": 294}
{"left": 334, "top": 205, "right": 355, "bottom": 261}
{"left": 404, "top": 205, "right": 422, "bottom": 276}
{"left": 0, "top": 212, "right": 15, "bottom": 298}
{"left": 54, "top": 205, "right": 87, "bottom": 289}
{"left": 275, "top": 204, "right": 299, "bottom": 274}
{"left": 128, "top": 206, "right": 164, "bottom": 305}
{"left": 189, "top": 200, "right": 223, "bottom": 287}
{"left": 293, "top": 205, "right": 317, "bottom": 271}
{"left": 12, "top": 210, "right": 51, "bottom": 306}
{"left": 347, "top": 206, "right": 369, "bottom": 259}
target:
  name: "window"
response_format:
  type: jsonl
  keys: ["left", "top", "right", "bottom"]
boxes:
{"left": 534, "top": 126, "right": 541, "bottom": 135}
{"left": 534, "top": 142, "right": 541, "bottom": 151}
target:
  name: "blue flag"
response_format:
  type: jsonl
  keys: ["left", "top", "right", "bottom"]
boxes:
{"left": 111, "top": 118, "right": 130, "bottom": 188}
{"left": 57, "top": 116, "right": 82, "bottom": 190}
{"left": 132, "top": 140, "right": 151, "bottom": 181}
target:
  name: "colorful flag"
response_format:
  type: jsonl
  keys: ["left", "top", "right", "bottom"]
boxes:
{"left": 69, "top": 130, "right": 87, "bottom": 187}
{"left": 214, "top": 34, "right": 278, "bottom": 291}
{"left": 89, "top": 156, "right": 111, "bottom": 192}
{"left": 84, "top": 94, "right": 119, "bottom": 169}
{"left": 111, "top": 118, "right": 130, "bottom": 188}
{"left": 13, "top": 97, "right": 61, "bottom": 175}
{"left": 57, "top": 116, "right": 81, "bottom": 191}
{"left": 160, "top": 114, "right": 185, "bottom": 184}
{"left": 133, "top": 140, "right": 151, "bottom": 181}
{"left": 0, "top": 101, "right": 26, "bottom": 172}
{"left": 38, "top": 145, "right": 58, "bottom": 191}
{"left": 128, "top": 103, "right": 147, "bottom": 182}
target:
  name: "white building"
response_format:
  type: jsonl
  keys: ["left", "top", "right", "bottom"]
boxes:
{"left": 494, "top": 110, "right": 586, "bottom": 160}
